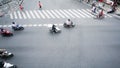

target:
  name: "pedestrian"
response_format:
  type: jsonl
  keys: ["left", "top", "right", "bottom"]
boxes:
{"left": 19, "top": 4, "right": 24, "bottom": 10}
{"left": 91, "top": 1, "right": 96, "bottom": 8}
{"left": 97, "top": 9, "right": 104, "bottom": 18}
{"left": 38, "top": 1, "right": 42, "bottom": 9}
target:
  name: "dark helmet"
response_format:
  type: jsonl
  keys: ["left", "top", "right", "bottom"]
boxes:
{"left": 12, "top": 22, "right": 15, "bottom": 24}
{"left": 68, "top": 19, "right": 70, "bottom": 21}
{"left": 0, "top": 28, "right": 3, "bottom": 31}
{"left": 52, "top": 24, "right": 55, "bottom": 26}
{"left": 52, "top": 24, "right": 56, "bottom": 27}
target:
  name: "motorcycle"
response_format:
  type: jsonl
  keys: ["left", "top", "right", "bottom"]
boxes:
{"left": 93, "top": 14, "right": 105, "bottom": 19}
{"left": 0, "top": 49, "right": 14, "bottom": 59}
{"left": 49, "top": 26, "right": 61, "bottom": 33}
{"left": 63, "top": 22, "right": 75, "bottom": 28}
{"left": 0, "top": 61, "right": 17, "bottom": 68}
{"left": 12, "top": 25, "right": 24, "bottom": 31}
{"left": 0, "top": 29, "right": 13, "bottom": 37}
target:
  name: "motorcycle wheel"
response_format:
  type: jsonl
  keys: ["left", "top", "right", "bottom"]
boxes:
{"left": 10, "top": 33, "right": 13, "bottom": 36}
{"left": 21, "top": 27, "right": 24, "bottom": 30}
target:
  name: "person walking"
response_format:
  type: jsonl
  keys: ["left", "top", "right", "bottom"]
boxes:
{"left": 38, "top": 1, "right": 42, "bottom": 9}
{"left": 19, "top": 4, "right": 24, "bottom": 10}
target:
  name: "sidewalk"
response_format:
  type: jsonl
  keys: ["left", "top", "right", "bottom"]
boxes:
{"left": 82, "top": 1, "right": 120, "bottom": 14}
{"left": 101, "top": 3, "right": 120, "bottom": 14}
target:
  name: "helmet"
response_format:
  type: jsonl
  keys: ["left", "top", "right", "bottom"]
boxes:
{"left": 12, "top": 22, "right": 15, "bottom": 24}
{"left": 68, "top": 19, "right": 70, "bottom": 21}
{"left": 0, "top": 28, "right": 3, "bottom": 31}
{"left": 53, "top": 24, "right": 55, "bottom": 26}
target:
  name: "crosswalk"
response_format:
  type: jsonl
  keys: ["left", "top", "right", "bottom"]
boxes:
{"left": 9, "top": 9, "right": 112, "bottom": 19}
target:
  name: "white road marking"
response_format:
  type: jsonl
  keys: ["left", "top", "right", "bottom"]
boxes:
{"left": 50, "top": 10, "right": 60, "bottom": 18}
{"left": 46, "top": 10, "right": 55, "bottom": 18}
{"left": 14, "top": 12, "right": 17, "bottom": 19}
{"left": 37, "top": 10, "right": 45, "bottom": 19}
{"left": 77, "top": 9, "right": 91, "bottom": 18}
{"left": 54, "top": 9, "right": 65, "bottom": 18}
{"left": 21, "top": 11, "right": 27, "bottom": 19}
{"left": 29, "top": 10, "right": 36, "bottom": 19}
{"left": 33, "top": 10, "right": 40, "bottom": 19}
{"left": 72, "top": 9, "right": 85, "bottom": 18}
{"left": 10, "top": 13, "right": 13, "bottom": 19}
{"left": 63, "top": 10, "right": 75, "bottom": 18}
{"left": 17, "top": 11, "right": 22, "bottom": 19}
{"left": 68, "top": 9, "right": 80, "bottom": 18}
{"left": 38, "top": 24, "right": 42, "bottom": 26}
{"left": 59, "top": 9, "right": 70, "bottom": 18}
{"left": 9, "top": 9, "right": 113, "bottom": 19}
{"left": 42, "top": 10, "right": 50, "bottom": 18}
{"left": 81, "top": 9, "right": 93, "bottom": 17}
{"left": 25, "top": 10, "right": 31, "bottom": 19}
{"left": 105, "top": 14, "right": 112, "bottom": 17}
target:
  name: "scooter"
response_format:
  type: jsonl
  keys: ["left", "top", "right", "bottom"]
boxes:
{"left": 0, "top": 49, "right": 14, "bottom": 59}
{"left": 12, "top": 25, "right": 24, "bottom": 31}
{"left": 49, "top": 26, "right": 61, "bottom": 33}
{"left": 93, "top": 13, "right": 105, "bottom": 19}
{"left": 63, "top": 22, "right": 75, "bottom": 28}
{"left": 0, "top": 29, "right": 13, "bottom": 37}
{"left": 0, "top": 61, "right": 17, "bottom": 68}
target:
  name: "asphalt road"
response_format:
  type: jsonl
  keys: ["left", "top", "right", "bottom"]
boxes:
{"left": 0, "top": 18, "right": 120, "bottom": 68}
{"left": 0, "top": 0, "right": 120, "bottom": 68}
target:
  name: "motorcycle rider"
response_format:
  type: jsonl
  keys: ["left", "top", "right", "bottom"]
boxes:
{"left": 97, "top": 9, "right": 104, "bottom": 18}
{"left": 52, "top": 24, "right": 56, "bottom": 32}
{"left": 91, "top": 5, "right": 97, "bottom": 13}
{"left": 0, "top": 28, "right": 5, "bottom": 33}
{"left": 107, "top": 5, "right": 116, "bottom": 13}
{"left": 12, "top": 22, "right": 20, "bottom": 29}
{"left": 38, "top": 1, "right": 42, "bottom": 9}
{"left": 12, "top": 22, "right": 17, "bottom": 28}
{"left": 65, "top": 19, "right": 73, "bottom": 26}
